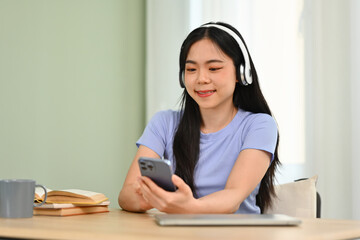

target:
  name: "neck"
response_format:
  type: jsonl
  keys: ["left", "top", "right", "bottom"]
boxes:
{"left": 200, "top": 105, "right": 238, "bottom": 134}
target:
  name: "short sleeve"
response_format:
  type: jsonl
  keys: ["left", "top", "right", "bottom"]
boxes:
{"left": 136, "top": 110, "right": 174, "bottom": 157}
{"left": 240, "top": 114, "right": 278, "bottom": 161}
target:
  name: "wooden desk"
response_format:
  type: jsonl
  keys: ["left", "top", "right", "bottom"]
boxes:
{"left": 1, "top": 209, "right": 360, "bottom": 240}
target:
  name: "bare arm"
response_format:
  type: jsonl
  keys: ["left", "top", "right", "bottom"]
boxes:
{"left": 118, "top": 145, "right": 160, "bottom": 212}
{"left": 138, "top": 148, "right": 271, "bottom": 213}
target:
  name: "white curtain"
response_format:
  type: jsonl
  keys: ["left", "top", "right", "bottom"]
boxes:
{"left": 350, "top": 0, "right": 360, "bottom": 220}
{"left": 302, "top": 0, "right": 359, "bottom": 220}
{"left": 145, "top": 0, "right": 190, "bottom": 120}
{"left": 146, "top": 0, "right": 360, "bottom": 219}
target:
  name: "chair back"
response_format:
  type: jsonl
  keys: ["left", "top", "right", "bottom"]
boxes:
{"left": 264, "top": 175, "right": 320, "bottom": 218}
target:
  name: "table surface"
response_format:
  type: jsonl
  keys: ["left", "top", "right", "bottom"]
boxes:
{"left": 1, "top": 209, "right": 360, "bottom": 240}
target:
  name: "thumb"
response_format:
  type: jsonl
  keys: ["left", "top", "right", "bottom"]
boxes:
{"left": 172, "top": 175, "right": 191, "bottom": 193}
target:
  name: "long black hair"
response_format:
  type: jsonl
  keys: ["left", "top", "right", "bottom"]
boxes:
{"left": 173, "top": 22, "right": 280, "bottom": 212}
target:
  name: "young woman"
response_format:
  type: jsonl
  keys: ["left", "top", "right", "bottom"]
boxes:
{"left": 118, "top": 22, "right": 280, "bottom": 214}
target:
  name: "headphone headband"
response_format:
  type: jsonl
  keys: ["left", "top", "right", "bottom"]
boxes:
{"left": 202, "top": 24, "right": 252, "bottom": 85}
{"left": 180, "top": 23, "right": 253, "bottom": 87}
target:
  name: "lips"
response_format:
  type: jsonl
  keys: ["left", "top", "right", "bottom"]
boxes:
{"left": 196, "top": 90, "right": 216, "bottom": 97}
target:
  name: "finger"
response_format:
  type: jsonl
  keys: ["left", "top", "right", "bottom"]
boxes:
{"left": 138, "top": 177, "right": 152, "bottom": 195}
{"left": 138, "top": 178, "right": 166, "bottom": 210}
{"left": 134, "top": 178, "right": 142, "bottom": 194}
{"left": 172, "top": 175, "right": 192, "bottom": 193}
{"left": 138, "top": 177, "right": 166, "bottom": 202}
{"left": 134, "top": 182, "right": 153, "bottom": 211}
{"left": 135, "top": 178, "right": 149, "bottom": 201}
{"left": 140, "top": 176, "right": 169, "bottom": 196}
{"left": 171, "top": 174, "right": 183, "bottom": 186}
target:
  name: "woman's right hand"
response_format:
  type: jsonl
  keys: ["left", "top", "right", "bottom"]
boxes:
{"left": 134, "top": 180, "right": 153, "bottom": 211}
{"left": 118, "top": 145, "right": 160, "bottom": 212}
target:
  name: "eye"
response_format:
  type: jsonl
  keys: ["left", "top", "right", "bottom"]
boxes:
{"left": 186, "top": 68, "right": 196, "bottom": 72}
{"left": 209, "top": 67, "right": 222, "bottom": 72}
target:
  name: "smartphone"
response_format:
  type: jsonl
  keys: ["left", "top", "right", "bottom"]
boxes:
{"left": 138, "top": 157, "right": 176, "bottom": 192}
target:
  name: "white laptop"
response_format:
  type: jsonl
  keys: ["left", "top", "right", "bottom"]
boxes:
{"left": 154, "top": 214, "right": 301, "bottom": 226}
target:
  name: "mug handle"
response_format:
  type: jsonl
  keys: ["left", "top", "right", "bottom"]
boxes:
{"left": 34, "top": 184, "right": 48, "bottom": 207}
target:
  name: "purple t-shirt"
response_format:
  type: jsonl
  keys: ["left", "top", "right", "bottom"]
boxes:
{"left": 136, "top": 108, "right": 278, "bottom": 214}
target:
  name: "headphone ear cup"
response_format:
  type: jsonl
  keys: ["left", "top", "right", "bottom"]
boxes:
{"left": 180, "top": 71, "right": 185, "bottom": 88}
{"left": 239, "top": 64, "right": 248, "bottom": 86}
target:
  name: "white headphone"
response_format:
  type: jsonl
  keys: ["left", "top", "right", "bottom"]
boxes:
{"left": 180, "top": 23, "right": 253, "bottom": 87}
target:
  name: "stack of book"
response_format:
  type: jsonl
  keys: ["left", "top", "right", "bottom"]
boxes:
{"left": 34, "top": 188, "right": 110, "bottom": 216}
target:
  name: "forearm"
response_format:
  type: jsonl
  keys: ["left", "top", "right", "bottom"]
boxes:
{"left": 191, "top": 149, "right": 271, "bottom": 214}
{"left": 192, "top": 189, "right": 245, "bottom": 214}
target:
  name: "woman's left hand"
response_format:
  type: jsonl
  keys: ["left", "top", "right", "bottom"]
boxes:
{"left": 138, "top": 174, "right": 198, "bottom": 213}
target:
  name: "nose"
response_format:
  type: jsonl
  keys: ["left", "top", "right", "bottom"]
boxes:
{"left": 196, "top": 68, "right": 210, "bottom": 84}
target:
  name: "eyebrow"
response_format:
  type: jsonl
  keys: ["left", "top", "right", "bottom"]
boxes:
{"left": 185, "top": 59, "right": 224, "bottom": 64}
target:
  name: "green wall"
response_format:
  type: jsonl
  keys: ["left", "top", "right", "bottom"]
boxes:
{"left": 0, "top": 0, "right": 145, "bottom": 208}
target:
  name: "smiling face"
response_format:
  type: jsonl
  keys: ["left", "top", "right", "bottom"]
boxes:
{"left": 184, "top": 38, "right": 238, "bottom": 112}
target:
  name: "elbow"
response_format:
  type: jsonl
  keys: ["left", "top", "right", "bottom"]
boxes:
{"left": 118, "top": 190, "right": 131, "bottom": 211}
{"left": 225, "top": 200, "right": 241, "bottom": 214}
{"left": 118, "top": 189, "right": 147, "bottom": 213}
{"left": 212, "top": 205, "right": 239, "bottom": 214}
{"left": 228, "top": 204, "right": 241, "bottom": 214}
{"left": 118, "top": 191, "right": 125, "bottom": 209}
{"left": 210, "top": 202, "right": 241, "bottom": 214}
